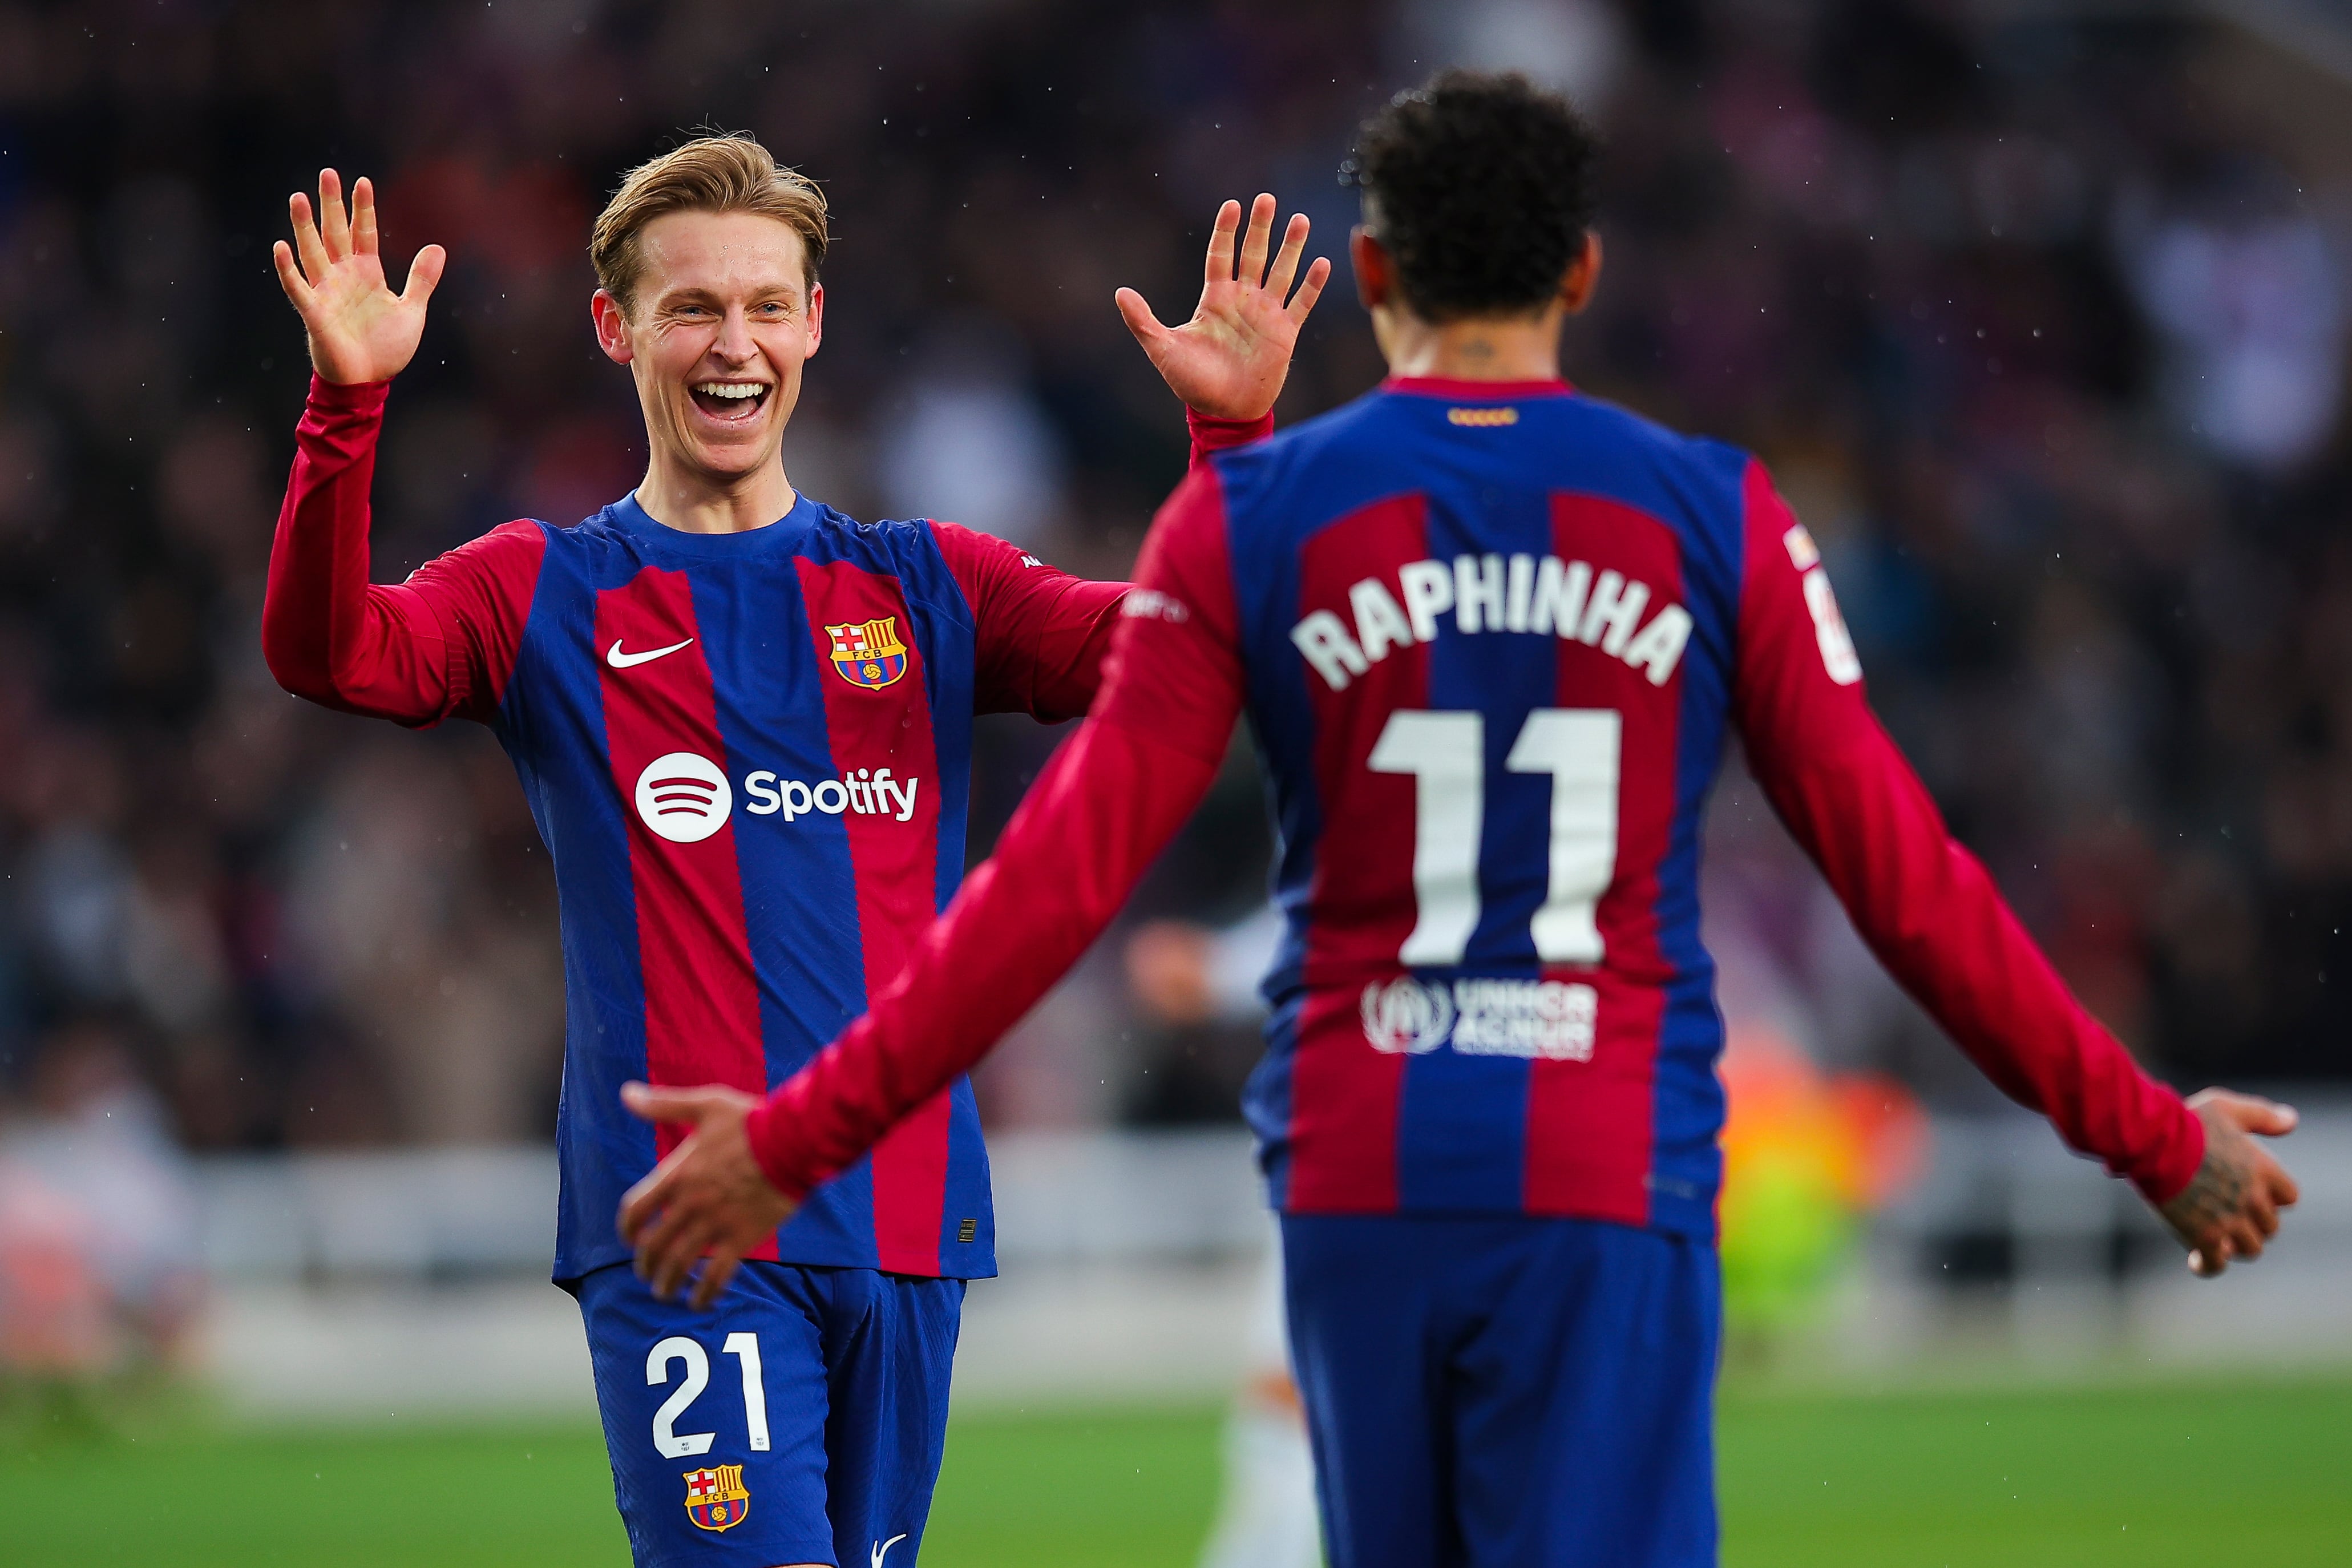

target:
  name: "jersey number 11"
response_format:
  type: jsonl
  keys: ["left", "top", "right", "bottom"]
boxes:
{"left": 1368, "top": 708, "right": 1622, "bottom": 968}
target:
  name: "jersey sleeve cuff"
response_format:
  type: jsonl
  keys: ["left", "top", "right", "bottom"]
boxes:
{"left": 1186, "top": 407, "right": 1274, "bottom": 467}
{"left": 742, "top": 1092, "right": 821, "bottom": 1206}
{"left": 2130, "top": 1093, "right": 2208, "bottom": 1207}
{"left": 305, "top": 373, "right": 392, "bottom": 419}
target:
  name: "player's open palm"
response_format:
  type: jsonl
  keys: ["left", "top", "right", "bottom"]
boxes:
{"left": 1119, "top": 193, "right": 1331, "bottom": 421}
{"left": 272, "top": 168, "right": 446, "bottom": 386}
{"left": 2159, "top": 1088, "right": 2300, "bottom": 1277}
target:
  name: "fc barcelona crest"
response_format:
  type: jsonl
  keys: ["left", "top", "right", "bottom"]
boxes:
{"left": 683, "top": 1464, "right": 751, "bottom": 1532}
{"left": 827, "top": 617, "right": 910, "bottom": 690}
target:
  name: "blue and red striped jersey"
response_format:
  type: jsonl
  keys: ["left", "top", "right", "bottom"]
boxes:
{"left": 747, "top": 377, "right": 2204, "bottom": 1235}
{"left": 1219, "top": 377, "right": 1740, "bottom": 1234}
{"left": 266, "top": 377, "right": 1169, "bottom": 1280}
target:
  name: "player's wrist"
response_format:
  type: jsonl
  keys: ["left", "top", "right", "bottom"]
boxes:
{"left": 1187, "top": 406, "right": 1274, "bottom": 462}
{"left": 739, "top": 1093, "right": 815, "bottom": 1206}
{"left": 2133, "top": 1092, "right": 2210, "bottom": 1209}
{"left": 306, "top": 371, "right": 392, "bottom": 410}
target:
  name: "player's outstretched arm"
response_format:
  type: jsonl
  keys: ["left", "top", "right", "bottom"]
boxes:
{"left": 262, "top": 168, "right": 540, "bottom": 729}
{"left": 1729, "top": 460, "right": 2297, "bottom": 1276}
{"left": 272, "top": 168, "right": 445, "bottom": 386}
{"left": 1118, "top": 193, "right": 1331, "bottom": 421}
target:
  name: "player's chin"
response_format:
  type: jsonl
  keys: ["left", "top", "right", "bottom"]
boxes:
{"left": 677, "top": 410, "right": 781, "bottom": 471}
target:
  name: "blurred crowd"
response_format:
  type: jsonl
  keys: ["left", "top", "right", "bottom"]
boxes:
{"left": 0, "top": 0, "right": 2346, "bottom": 1170}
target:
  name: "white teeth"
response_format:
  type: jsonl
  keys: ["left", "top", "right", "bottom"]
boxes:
{"left": 694, "top": 382, "right": 767, "bottom": 399}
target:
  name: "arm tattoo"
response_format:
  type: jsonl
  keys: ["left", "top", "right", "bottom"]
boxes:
{"left": 2164, "top": 1137, "right": 2248, "bottom": 1236}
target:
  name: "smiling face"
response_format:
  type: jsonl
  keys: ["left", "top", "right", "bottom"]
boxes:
{"left": 592, "top": 209, "right": 823, "bottom": 488}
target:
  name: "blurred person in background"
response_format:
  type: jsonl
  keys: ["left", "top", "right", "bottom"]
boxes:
{"left": 260, "top": 128, "right": 1326, "bottom": 1567}
{"left": 1126, "top": 908, "right": 1318, "bottom": 1568}
{"left": 625, "top": 69, "right": 2305, "bottom": 1568}
{"left": 0, "top": 1016, "right": 203, "bottom": 1389}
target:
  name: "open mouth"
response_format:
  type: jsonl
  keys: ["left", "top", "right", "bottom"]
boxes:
{"left": 690, "top": 381, "right": 772, "bottom": 422}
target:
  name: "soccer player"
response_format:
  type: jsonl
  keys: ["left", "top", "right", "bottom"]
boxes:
{"left": 619, "top": 78, "right": 2301, "bottom": 1567}
{"left": 262, "top": 136, "right": 1328, "bottom": 1567}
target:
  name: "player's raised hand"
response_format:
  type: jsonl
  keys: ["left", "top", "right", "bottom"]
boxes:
{"left": 1117, "top": 193, "right": 1332, "bottom": 421}
{"left": 2159, "top": 1088, "right": 2300, "bottom": 1278}
{"left": 271, "top": 168, "right": 446, "bottom": 386}
{"left": 617, "top": 1081, "right": 799, "bottom": 1310}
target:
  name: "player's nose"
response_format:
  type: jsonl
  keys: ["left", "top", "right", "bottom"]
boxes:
{"left": 710, "top": 305, "right": 759, "bottom": 364}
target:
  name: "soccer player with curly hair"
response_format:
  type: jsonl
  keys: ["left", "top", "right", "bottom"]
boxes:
{"left": 624, "top": 78, "right": 2298, "bottom": 1567}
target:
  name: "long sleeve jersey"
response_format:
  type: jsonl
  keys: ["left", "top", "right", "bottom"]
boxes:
{"left": 744, "top": 376, "right": 2205, "bottom": 1234}
{"left": 262, "top": 374, "right": 1267, "bottom": 1279}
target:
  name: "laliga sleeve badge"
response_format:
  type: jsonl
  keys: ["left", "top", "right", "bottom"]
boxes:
{"left": 826, "top": 617, "right": 910, "bottom": 689}
{"left": 684, "top": 1465, "right": 751, "bottom": 1532}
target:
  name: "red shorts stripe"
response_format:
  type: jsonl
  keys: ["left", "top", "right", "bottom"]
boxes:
{"left": 596, "top": 566, "right": 776, "bottom": 1261}
{"left": 796, "top": 557, "right": 951, "bottom": 1274}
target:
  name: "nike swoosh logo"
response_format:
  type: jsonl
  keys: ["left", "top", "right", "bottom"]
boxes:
{"left": 872, "top": 1534, "right": 908, "bottom": 1568}
{"left": 606, "top": 636, "right": 694, "bottom": 669}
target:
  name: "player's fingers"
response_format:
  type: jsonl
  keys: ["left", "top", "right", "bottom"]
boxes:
{"left": 1237, "top": 193, "right": 1277, "bottom": 288}
{"left": 271, "top": 240, "right": 316, "bottom": 312}
{"left": 1114, "top": 286, "right": 1171, "bottom": 348}
{"left": 1286, "top": 256, "right": 1333, "bottom": 325}
{"left": 2189, "top": 1232, "right": 2232, "bottom": 1277}
{"left": 351, "top": 176, "right": 380, "bottom": 256}
{"left": 689, "top": 1248, "right": 744, "bottom": 1313}
{"left": 402, "top": 243, "right": 447, "bottom": 309}
{"left": 621, "top": 1080, "right": 713, "bottom": 1127}
{"left": 633, "top": 1199, "right": 693, "bottom": 1294}
{"left": 2245, "top": 1179, "right": 2281, "bottom": 1239}
{"left": 289, "top": 192, "right": 330, "bottom": 282}
{"left": 1264, "top": 212, "right": 1311, "bottom": 300}
{"left": 2235, "top": 1096, "right": 2299, "bottom": 1137}
{"left": 2266, "top": 1156, "right": 2300, "bottom": 1211}
{"left": 1203, "top": 199, "right": 1242, "bottom": 284}
{"left": 2189, "top": 1087, "right": 2299, "bottom": 1137}
{"left": 622, "top": 1177, "right": 681, "bottom": 1260}
{"left": 653, "top": 1211, "right": 722, "bottom": 1302}
{"left": 617, "top": 1166, "right": 672, "bottom": 1244}
{"left": 318, "top": 168, "right": 351, "bottom": 261}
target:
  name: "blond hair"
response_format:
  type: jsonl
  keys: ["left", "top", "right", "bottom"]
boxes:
{"left": 590, "top": 134, "right": 828, "bottom": 312}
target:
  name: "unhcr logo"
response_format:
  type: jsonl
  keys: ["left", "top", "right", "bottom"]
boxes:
{"left": 1360, "top": 976, "right": 1601, "bottom": 1061}
{"left": 1360, "top": 977, "right": 1455, "bottom": 1055}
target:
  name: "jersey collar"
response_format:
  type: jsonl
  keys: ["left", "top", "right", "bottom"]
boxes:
{"left": 1381, "top": 375, "right": 1574, "bottom": 400}
{"left": 608, "top": 488, "right": 819, "bottom": 556}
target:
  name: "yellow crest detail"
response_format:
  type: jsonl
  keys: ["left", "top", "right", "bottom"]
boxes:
{"left": 1446, "top": 406, "right": 1519, "bottom": 427}
{"left": 684, "top": 1464, "right": 752, "bottom": 1532}
{"left": 826, "top": 617, "right": 911, "bottom": 690}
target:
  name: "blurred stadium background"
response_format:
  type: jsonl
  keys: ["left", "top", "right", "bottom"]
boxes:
{"left": 1, "top": 0, "right": 2349, "bottom": 1562}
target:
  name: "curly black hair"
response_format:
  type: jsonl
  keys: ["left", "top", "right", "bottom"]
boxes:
{"left": 1343, "top": 71, "right": 1601, "bottom": 323}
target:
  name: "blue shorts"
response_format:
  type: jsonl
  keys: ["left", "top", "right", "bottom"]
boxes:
{"left": 575, "top": 1260, "right": 964, "bottom": 1568}
{"left": 1281, "top": 1214, "right": 1720, "bottom": 1568}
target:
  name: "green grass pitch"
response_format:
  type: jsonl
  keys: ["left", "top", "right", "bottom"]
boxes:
{"left": 1, "top": 1376, "right": 2345, "bottom": 1565}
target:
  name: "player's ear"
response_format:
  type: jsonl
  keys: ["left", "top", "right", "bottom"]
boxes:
{"left": 591, "top": 289, "right": 635, "bottom": 366}
{"left": 1350, "top": 227, "right": 1390, "bottom": 313}
{"left": 1561, "top": 230, "right": 1603, "bottom": 316}
{"left": 802, "top": 280, "right": 823, "bottom": 359}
